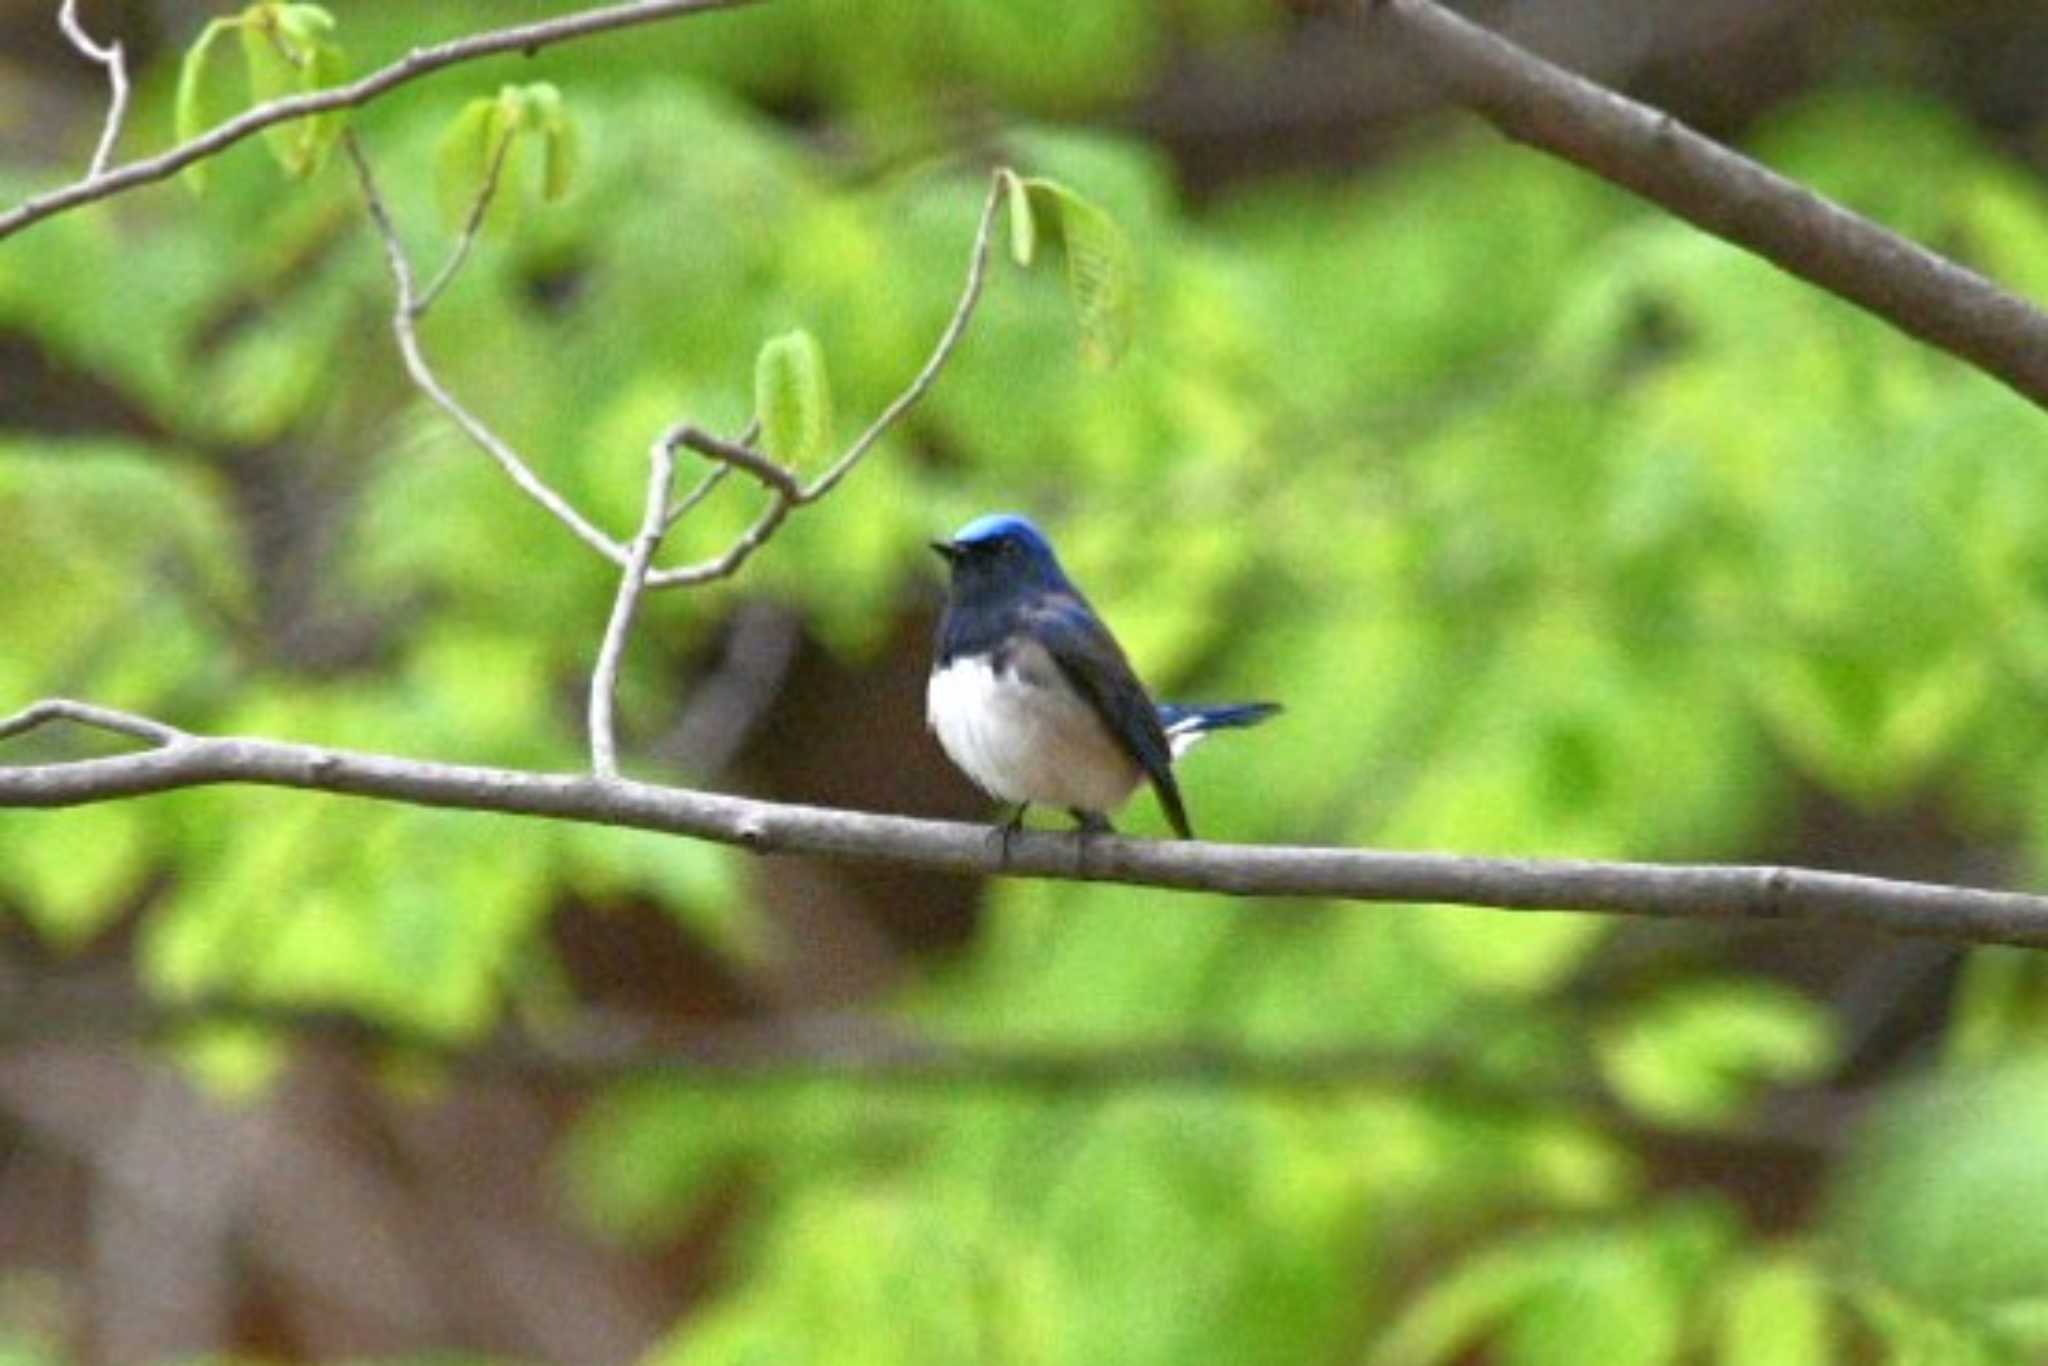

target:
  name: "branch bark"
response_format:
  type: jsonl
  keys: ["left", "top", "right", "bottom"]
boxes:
{"left": 57, "top": 0, "right": 130, "bottom": 179}
{"left": 2, "top": 0, "right": 762, "bottom": 243}
{"left": 6, "top": 701, "right": 2048, "bottom": 949}
{"left": 1367, "top": 0, "right": 2048, "bottom": 410}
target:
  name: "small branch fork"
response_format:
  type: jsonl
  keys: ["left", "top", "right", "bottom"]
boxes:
{"left": 342, "top": 126, "right": 1003, "bottom": 774}
{"left": 7, "top": 697, "right": 2048, "bottom": 950}
{"left": 57, "top": 0, "right": 130, "bottom": 179}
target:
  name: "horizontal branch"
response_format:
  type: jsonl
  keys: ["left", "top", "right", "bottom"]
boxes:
{"left": 6, "top": 700, "right": 2048, "bottom": 948}
{"left": 1, "top": 0, "right": 762, "bottom": 243}
{"left": 1370, "top": 0, "right": 2048, "bottom": 410}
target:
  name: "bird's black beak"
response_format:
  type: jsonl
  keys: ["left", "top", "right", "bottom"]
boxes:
{"left": 929, "top": 539, "right": 961, "bottom": 564}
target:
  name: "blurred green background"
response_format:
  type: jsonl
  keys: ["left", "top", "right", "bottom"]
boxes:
{"left": 5, "top": 0, "right": 2048, "bottom": 1361}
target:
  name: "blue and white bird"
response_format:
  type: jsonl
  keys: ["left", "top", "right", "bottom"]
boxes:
{"left": 927, "top": 513, "right": 1279, "bottom": 839}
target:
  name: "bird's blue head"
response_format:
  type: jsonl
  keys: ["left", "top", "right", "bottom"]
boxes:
{"left": 930, "top": 513, "right": 1071, "bottom": 598}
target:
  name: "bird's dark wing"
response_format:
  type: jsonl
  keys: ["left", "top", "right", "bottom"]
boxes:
{"left": 1023, "top": 592, "right": 1192, "bottom": 838}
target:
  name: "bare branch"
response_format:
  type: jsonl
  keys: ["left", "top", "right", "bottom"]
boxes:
{"left": 663, "top": 464, "right": 731, "bottom": 533}
{"left": 646, "top": 490, "right": 794, "bottom": 588}
{"left": 0, "top": 698, "right": 185, "bottom": 748}
{"left": 5, "top": 708, "right": 2048, "bottom": 949}
{"left": 343, "top": 133, "right": 632, "bottom": 567}
{"left": 3, "top": 0, "right": 763, "bottom": 243}
{"left": 57, "top": 0, "right": 129, "bottom": 180}
{"left": 799, "top": 173, "right": 1003, "bottom": 502}
{"left": 1367, "top": 0, "right": 2048, "bottom": 410}
{"left": 672, "top": 426, "right": 800, "bottom": 499}
{"left": 587, "top": 431, "right": 679, "bottom": 776}
{"left": 638, "top": 174, "right": 1006, "bottom": 590}
{"left": 415, "top": 128, "right": 515, "bottom": 314}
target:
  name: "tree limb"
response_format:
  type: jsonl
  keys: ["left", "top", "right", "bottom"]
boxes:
{"left": 5, "top": 700, "right": 2048, "bottom": 949}
{"left": 1366, "top": 0, "right": 2048, "bottom": 410}
{"left": 2, "top": 0, "right": 763, "bottom": 243}
{"left": 344, "top": 132, "right": 633, "bottom": 565}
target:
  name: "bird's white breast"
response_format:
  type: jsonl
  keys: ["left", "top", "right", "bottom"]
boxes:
{"left": 926, "top": 646, "right": 1142, "bottom": 814}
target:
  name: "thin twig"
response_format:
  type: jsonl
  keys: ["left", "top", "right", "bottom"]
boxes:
{"left": 343, "top": 132, "right": 631, "bottom": 567}
{"left": 57, "top": 0, "right": 129, "bottom": 180}
{"left": 587, "top": 430, "right": 679, "bottom": 776}
{"left": 4, "top": 0, "right": 763, "bottom": 243}
{"left": 799, "top": 173, "right": 1003, "bottom": 502}
{"left": 672, "top": 426, "right": 800, "bottom": 498}
{"left": 415, "top": 129, "right": 515, "bottom": 314}
{"left": 663, "top": 464, "right": 731, "bottom": 532}
{"left": 639, "top": 174, "right": 1006, "bottom": 590}
{"left": 0, "top": 698, "right": 185, "bottom": 748}
{"left": 646, "top": 490, "right": 794, "bottom": 588}
{"left": 661, "top": 419, "right": 759, "bottom": 532}
{"left": 6, "top": 706, "right": 2048, "bottom": 949}
{"left": 1365, "top": 0, "right": 2048, "bottom": 410}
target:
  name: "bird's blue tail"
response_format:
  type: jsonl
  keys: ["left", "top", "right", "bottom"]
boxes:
{"left": 1157, "top": 701, "right": 1281, "bottom": 759}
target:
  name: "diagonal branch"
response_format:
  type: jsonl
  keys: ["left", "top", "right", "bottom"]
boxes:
{"left": 640, "top": 172, "right": 1006, "bottom": 589}
{"left": 343, "top": 132, "right": 632, "bottom": 567}
{"left": 6, "top": 699, "right": 2048, "bottom": 949}
{"left": 587, "top": 429, "right": 680, "bottom": 776}
{"left": 797, "top": 173, "right": 1004, "bottom": 504}
{"left": 57, "top": 0, "right": 130, "bottom": 179}
{"left": 414, "top": 127, "right": 515, "bottom": 315}
{"left": 0, "top": 698, "right": 185, "bottom": 748}
{"left": 3, "top": 0, "right": 763, "bottom": 243}
{"left": 1365, "top": 0, "right": 2048, "bottom": 410}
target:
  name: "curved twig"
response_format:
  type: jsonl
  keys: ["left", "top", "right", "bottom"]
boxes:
{"left": 1365, "top": 0, "right": 2048, "bottom": 409}
{"left": 57, "top": 0, "right": 129, "bottom": 179}
{"left": 343, "top": 133, "right": 632, "bottom": 566}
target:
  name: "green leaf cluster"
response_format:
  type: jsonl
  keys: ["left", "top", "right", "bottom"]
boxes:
{"left": 176, "top": 2, "right": 348, "bottom": 190}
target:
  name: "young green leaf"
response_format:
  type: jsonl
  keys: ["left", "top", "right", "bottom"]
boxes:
{"left": 755, "top": 329, "right": 834, "bottom": 467}
{"left": 238, "top": 9, "right": 302, "bottom": 105}
{"left": 435, "top": 97, "right": 503, "bottom": 230}
{"left": 1022, "top": 178, "right": 1137, "bottom": 368}
{"left": 999, "top": 168, "right": 1035, "bottom": 267}
{"left": 228, "top": 3, "right": 347, "bottom": 178}
{"left": 174, "top": 16, "right": 243, "bottom": 193}
{"left": 524, "top": 84, "right": 582, "bottom": 202}
{"left": 272, "top": 2, "right": 335, "bottom": 49}
{"left": 295, "top": 38, "right": 348, "bottom": 178}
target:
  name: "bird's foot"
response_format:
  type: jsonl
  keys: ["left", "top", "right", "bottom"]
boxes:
{"left": 1068, "top": 809, "right": 1113, "bottom": 837}
{"left": 1068, "top": 809, "right": 1112, "bottom": 872}
{"left": 986, "top": 803, "right": 1031, "bottom": 865}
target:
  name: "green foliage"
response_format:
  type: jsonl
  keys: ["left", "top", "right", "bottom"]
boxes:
{"left": 1016, "top": 176, "right": 1139, "bottom": 367}
{"left": 173, "top": 18, "right": 240, "bottom": 190}
{"left": 435, "top": 83, "right": 584, "bottom": 233}
{"left": 1828, "top": 1059, "right": 2048, "bottom": 1330}
{"left": 177, "top": 3, "right": 347, "bottom": 191}
{"left": 1598, "top": 978, "right": 1837, "bottom": 1124}
{"left": 1372, "top": 1201, "right": 1738, "bottom": 1365}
